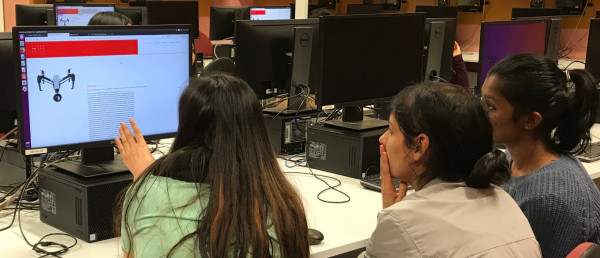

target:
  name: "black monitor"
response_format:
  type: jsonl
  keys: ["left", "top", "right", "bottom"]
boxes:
{"left": 423, "top": 18, "right": 457, "bottom": 82}
{"left": 346, "top": 4, "right": 383, "bottom": 14}
{"left": 234, "top": 19, "right": 319, "bottom": 100}
{"left": 457, "top": 0, "right": 484, "bottom": 12}
{"left": 512, "top": 16, "right": 562, "bottom": 63}
{"left": 478, "top": 20, "right": 548, "bottom": 88}
{"left": 586, "top": 19, "right": 600, "bottom": 83}
{"left": 415, "top": 5, "right": 458, "bottom": 18}
{"left": 54, "top": 3, "right": 115, "bottom": 26}
{"left": 249, "top": 6, "right": 292, "bottom": 20}
{"left": 209, "top": 6, "right": 249, "bottom": 40}
{"left": 146, "top": 1, "right": 199, "bottom": 38}
{"left": 13, "top": 25, "right": 192, "bottom": 177}
{"left": 316, "top": 14, "right": 425, "bottom": 130}
{"left": 511, "top": 8, "right": 562, "bottom": 18}
{"left": 0, "top": 33, "right": 17, "bottom": 133}
{"left": 15, "top": 4, "right": 53, "bottom": 26}
{"left": 115, "top": 6, "right": 147, "bottom": 25}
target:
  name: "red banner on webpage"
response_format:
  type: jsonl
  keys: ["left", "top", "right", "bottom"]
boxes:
{"left": 25, "top": 40, "right": 138, "bottom": 58}
{"left": 250, "top": 10, "right": 266, "bottom": 15}
{"left": 56, "top": 9, "right": 79, "bottom": 14}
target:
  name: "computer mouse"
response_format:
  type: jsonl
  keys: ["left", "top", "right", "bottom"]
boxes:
{"left": 308, "top": 228, "right": 324, "bottom": 245}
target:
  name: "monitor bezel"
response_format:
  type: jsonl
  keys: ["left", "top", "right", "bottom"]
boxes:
{"left": 248, "top": 6, "right": 293, "bottom": 20}
{"left": 477, "top": 20, "right": 549, "bottom": 88}
{"left": 13, "top": 25, "right": 192, "bottom": 155}
{"left": 53, "top": 3, "right": 116, "bottom": 26}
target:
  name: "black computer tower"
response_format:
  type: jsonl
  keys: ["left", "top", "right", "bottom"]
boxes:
{"left": 306, "top": 125, "right": 385, "bottom": 179}
{"left": 264, "top": 113, "right": 316, "bottom": 156}
{"left": 38, "top": 168, "right": 132, "bottom": 242}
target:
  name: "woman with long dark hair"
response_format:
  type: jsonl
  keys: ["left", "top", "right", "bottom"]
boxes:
{"left": 362, "top": 82, "right": 540, "bottom": 257}
{"left": 115, "top": 73, "right": 309, "bottom": 257}
{"left": 482, "top": 53, "right": 600, "bottom": 258}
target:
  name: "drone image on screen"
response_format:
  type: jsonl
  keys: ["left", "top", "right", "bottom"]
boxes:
{"left": 37, "top": 69, "right": 75, "bottom": 102}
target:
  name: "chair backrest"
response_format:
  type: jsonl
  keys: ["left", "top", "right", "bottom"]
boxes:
{"left": 199, "top": 57, "right": 235, "bottom": 77}
{"left": 566, "top": 242, "right": 600, "bottom": 258}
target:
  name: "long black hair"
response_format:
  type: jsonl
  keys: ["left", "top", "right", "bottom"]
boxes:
{"left": 488, "top": 53, "right": 599, "bottom": 154}
{"left": 116, "top": 73, "right": 309, "bottom": 257}
{"left": 391, "top": 82, "right": 510, "bottom": 189}
{"left": 88, "top": 12, "right": 132, "bottom": 25}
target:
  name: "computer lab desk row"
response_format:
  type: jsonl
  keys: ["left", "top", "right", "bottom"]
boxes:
{"left": 3, "top": 133, "right": 600, "bottom": 258}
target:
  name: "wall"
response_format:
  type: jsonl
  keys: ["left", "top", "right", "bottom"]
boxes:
{"left": 0, "top": 0, "right": 4, "bottom": 31}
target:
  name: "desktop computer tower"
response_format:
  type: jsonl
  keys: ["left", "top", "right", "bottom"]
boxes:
{"left": 38, "top": 168, "right": 132, "bottom": 242}
{"left": 306, "top": 125, "right": 385, "bottom": 179}
{"left": 264, "top": 113, "right": 316, "bottom": 155}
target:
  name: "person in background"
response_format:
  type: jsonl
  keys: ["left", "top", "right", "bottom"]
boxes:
{"left": 115, "top": 73, "right": 310, "bottom": 257}
{"left": 88, "top": 12, "right": 132, "bottom": 25}
{"left": 450, "top": 41, "right": 469, "bottom": 89}
{"left": 309, "top": 7, "right": 332, "bottom": 18}
{"left": 361, "top": 82, "right": 540, "bottom": 257}
{"left": 482, "top": 53, "right": 600, "bottom": 258}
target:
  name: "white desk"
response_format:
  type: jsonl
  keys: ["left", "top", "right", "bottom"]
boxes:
{"left": 0, "top": 157, "right": 383, "bottom": 258}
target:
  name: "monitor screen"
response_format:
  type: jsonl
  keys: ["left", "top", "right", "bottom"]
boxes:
{"left": 415, "top": 5, "right": 458, "bottom": 18}
{"left": 115, "top": 6, "right": 147, "bottom": 25}
{"left": 146, "top": 1, "right": 199, "bottom": 38}
{"left": 511, "top": 8, "right": 562, "bottom": 18}
{"left": 249, "top": 6, "right": 292, "bottom": 20}
{"left": 234, "top": 19, "right": 319, "bottom": 99}
{"left": 316, "top": 13, "right": 425, "bottom": 108}
{"left": 586, "top": 19, "right": 600, "bottom": 82}
{"left": 16, "top": 4, "right": 53, "bottom": 26}
{"left": 478, "top": 21, "right": 548, "bottom": 87}
{"left": 209, "top": 6, "right": 249, "bottom": 40}
{"left": 54, "top": 4, "right": 115, "bottom": 26}
{"left": 0, "top": 33, "right": 17, "bottom": 133}
{"left": 14, "top": 25, "right": 191, "bottom": 153}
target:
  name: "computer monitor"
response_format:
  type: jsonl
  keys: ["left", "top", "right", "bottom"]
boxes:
{"left": 54, "top": 3, "right": 115, "bottom": 26}
{"left": 478, "top": 20, "right": 548, "bottom": 88}
{"left": 249, "top": 6, "right": 292, "bottom": 20}
{"left": 146, "top": 1, "right": 199, "bottom": 38}
{"left": 512, "top": 16, "right": 561, "bottom": 63}
{"left": 415, "top": 5, "right": 458, "bottom": 18}
{"left": 15, "top": 4, "right": 53, "bottom": 26}
{"left": 0, "top": 33, "right": 17, "bottom": 134}
{"left": 13, "top": 25, "right": 191, "bottom": 177}
{"left": 115, "top": 6, "right": 147, "bottom": 25}
{"left": 234, "top": 19, "right": 319, "bottom": 100}
{"left": 423, "top": 18, "right": 457, "bottom": 82}
{"left": 346, "top": 4, "right": 383, "bottom": 15}
{"left": 457, "top": 0, "right": 484, "bottom": 12}
{"left": 511, "top": 8, "right": 562, "bottom": 18}
{"left": 586, "top": 19, "right": 600, "bottom": 83}
{"left": 316, "top": 14, "right": 425, "bottom": 130}
{"left": 209, "top": 6, "right": 249, "bottom": 40}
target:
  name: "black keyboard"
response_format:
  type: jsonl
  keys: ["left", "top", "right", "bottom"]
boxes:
{"left": 360, "top": 174, "right": 412, "bottom": 192}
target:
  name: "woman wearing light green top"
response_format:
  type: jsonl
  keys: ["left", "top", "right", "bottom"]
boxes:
{"left": 115, "top": 73, "right": 310, "bottom": 258}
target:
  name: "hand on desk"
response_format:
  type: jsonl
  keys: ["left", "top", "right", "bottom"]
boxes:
{"left": 115, "top": 118, "right": 155, "bottom": 181}
{"left": 380, "top": 145, "right": 408, "bottom": 209}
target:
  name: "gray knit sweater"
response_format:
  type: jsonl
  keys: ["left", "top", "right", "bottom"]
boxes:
{"left": 502, "top": 154, "right": 600, "bottom": 258}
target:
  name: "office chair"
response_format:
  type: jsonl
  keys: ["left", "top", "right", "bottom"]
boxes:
{"left": 566, "top": 242, "right": 600, "bottom": 258}
{"left": 199, "top": 57, "right": 235, "bottom": 77}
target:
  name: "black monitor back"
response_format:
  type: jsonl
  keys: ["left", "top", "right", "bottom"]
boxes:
{"left": 115, "top": 6, "right": 147, "bottom": 25}
{"left": 415, "top": 5, "right": 458, "bottom": 18}
{"left": 587, "top": 19, "right": 600, "bottom": 83}
{"left": 209, "top": 6, "right": 249, "bottom": 40}
{"left": 346, "top": 4, "right": 383, "bottom": 14}
{"left": 16, "top": 4, "right": 53, "bottom": 26}
{"left": 234, "top": 19, "right": 319, "bottom": 99}
{"left": 511, "top": 8, "right": 562, "bottom": 18}
{"left": 146, "top": 1, "right": 199, "bottom": 38}
{"left": 423, "top": 18, "right": 457, "bottom": 82}
{"left": 0, "top": 33, "right": 17, "bottom": 133}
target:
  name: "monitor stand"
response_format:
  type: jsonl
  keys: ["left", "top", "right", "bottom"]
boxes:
{"left": 323, "top": 106, "right": 388, "bottom": 131}
{"left": 52, "top": 146, "right": 129, "bottom": 178}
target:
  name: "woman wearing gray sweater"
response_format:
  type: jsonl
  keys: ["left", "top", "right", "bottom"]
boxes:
{"left": 481, "top": 53, "right": 600, "bottom": 258}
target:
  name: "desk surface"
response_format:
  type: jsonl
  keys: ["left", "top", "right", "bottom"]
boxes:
{"left": 3, "top": 134, "right": 600, "bottom": 257}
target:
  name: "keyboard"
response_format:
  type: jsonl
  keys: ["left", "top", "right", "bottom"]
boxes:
{"left": 360, "top": 174, "right": 412, "bottom": 192}
{"left": 578, "top": 141, "right": 600, "bottom": 162}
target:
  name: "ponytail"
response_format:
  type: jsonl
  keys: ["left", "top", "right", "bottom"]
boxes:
{"left": 467, "top": 149, "right": 510, "bottom": 188}
{"left": 554, "top": 69, "right": 599, "bottom": 154}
